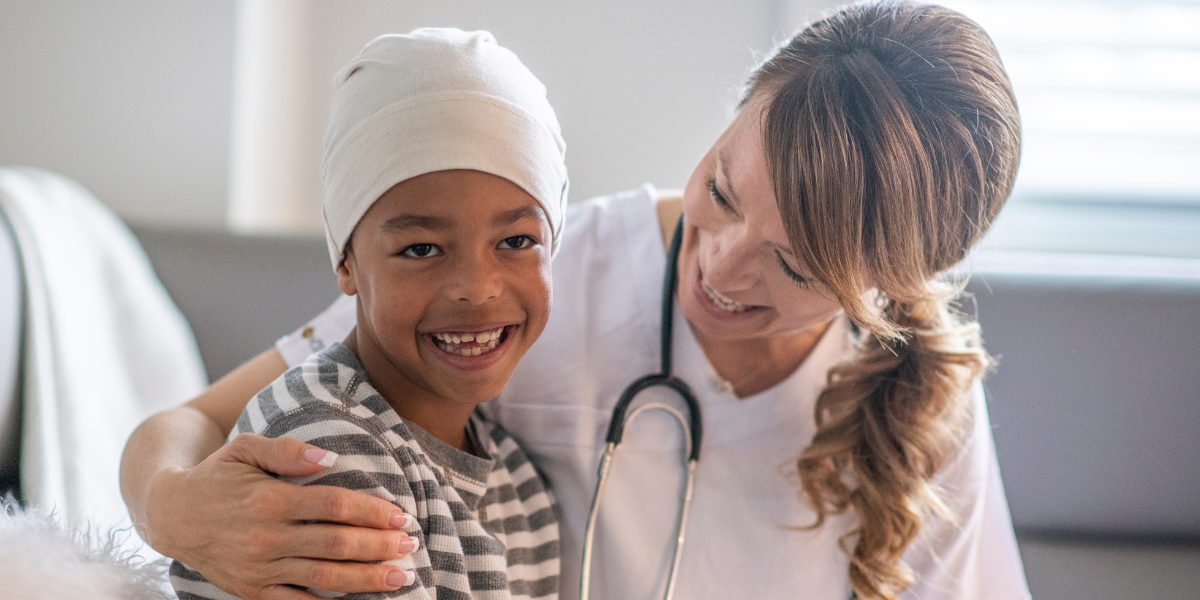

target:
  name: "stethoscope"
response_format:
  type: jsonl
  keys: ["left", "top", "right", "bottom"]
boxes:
{"left": 580, "top": 217, "right": 703, "bottom": 600}
{"left": 578, "top": 217, "right": 859, "bottom": 600}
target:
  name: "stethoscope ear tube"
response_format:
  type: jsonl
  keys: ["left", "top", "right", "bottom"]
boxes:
{"left": 602, "top": 216, "right": 703, "bottom": 461}
{"left": 581, "top": 217, "right": 703, "bottom": 600}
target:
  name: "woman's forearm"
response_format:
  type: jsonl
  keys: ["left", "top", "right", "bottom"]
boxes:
{"left": 120, "top": 405, "right": 225, "bottom": 544}
{"left": 120, "top": 347, "right": 289, "bottom": 546}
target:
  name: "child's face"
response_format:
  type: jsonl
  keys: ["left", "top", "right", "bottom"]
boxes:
{"left": 337, "top": 169, "right": 553, "bottom": 408}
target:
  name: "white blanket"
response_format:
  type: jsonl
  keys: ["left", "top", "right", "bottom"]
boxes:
{"left": 0, "top": 168, "right": 206, "bottom": 543}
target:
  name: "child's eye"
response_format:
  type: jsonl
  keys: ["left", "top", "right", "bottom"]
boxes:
{"left": 498, "top": 235, "right": 535, "bottom": 250}
{"left": 401, "top": 243, "right": 442, "bottom": 258}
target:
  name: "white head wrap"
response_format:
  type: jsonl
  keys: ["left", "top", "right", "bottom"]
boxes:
{"left": 321, "top": 28, "right": 568, "bottom": 268}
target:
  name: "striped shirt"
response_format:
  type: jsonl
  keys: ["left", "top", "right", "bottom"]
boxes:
{"left": 170, "top": 343, "right": 560, "bottom": 600}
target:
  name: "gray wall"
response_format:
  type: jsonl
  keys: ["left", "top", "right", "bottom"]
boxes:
{"left": 0, "top": 0, "right": 838, "bottom": 230}
{"left": 0, "top": 0, "right": 236, "bottom": 228}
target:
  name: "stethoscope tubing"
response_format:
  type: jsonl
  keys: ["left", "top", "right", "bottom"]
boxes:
{"left": 579, "top": 216, "right": 859, "bottom": 600}
{"left": 580, "top": 218, "right": 702, "bottom": 600}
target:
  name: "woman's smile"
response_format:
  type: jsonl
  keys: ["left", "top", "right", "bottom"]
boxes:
{"left": 692, "top": 265, "right": 766, "bottom": 321}
{"left": 700, "top": 277, "right": 752, "bottom": 313}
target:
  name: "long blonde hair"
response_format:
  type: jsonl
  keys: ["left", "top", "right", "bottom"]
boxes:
{"left": 745, "top": 3, "right": 1021, "bottom": 598}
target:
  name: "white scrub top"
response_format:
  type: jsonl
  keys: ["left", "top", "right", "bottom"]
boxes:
{"left": 277, "top": 185, "right": 1031, "bottom": 600}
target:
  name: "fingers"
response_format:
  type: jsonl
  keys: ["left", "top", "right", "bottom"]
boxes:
{"left": 282, "top": 522, "right": 419, "bottom": 562}
{"left": 224, "top": 434, "right": 337, "bottom": 478}
{"left": 271, "top": 558, "right": 414, "bottom": 595}
{"left": 291, "top": 484, "right": 413, "bottom": 531}
{"left": 220, "top": 436, "right": 410, "bottom": 532}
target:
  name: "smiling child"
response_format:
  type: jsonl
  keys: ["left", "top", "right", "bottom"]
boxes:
{"left": 170, "top": 29, "right": 566, "bottom": 600}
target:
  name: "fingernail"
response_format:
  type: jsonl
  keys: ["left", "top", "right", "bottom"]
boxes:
{"left": 304, "top": 448, "right": 338, "bottom": 467}
{"left": 399, "top": 535, "right": 420, "bottom": 553}
{"left": 389, "top": 511, "right": 414, "bottom": 529}
{"left": 386, "top": 569, "right": 416, "bottom": 587}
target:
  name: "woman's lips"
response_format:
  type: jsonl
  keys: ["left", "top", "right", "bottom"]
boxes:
{"left": 691, "top": 267, "right": 766, "bottom": 321}
{"left": 701, "top": 278, "right": 750, "bottom": 313}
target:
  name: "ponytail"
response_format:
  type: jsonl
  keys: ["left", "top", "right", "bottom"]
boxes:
{"left": 743, "top": 3, "right": 1021, "bottom": 597}
{"left": 799, "top": 291, "right": 988, "bottom": 598}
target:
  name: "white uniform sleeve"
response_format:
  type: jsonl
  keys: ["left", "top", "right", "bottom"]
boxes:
{"left": 274, "top": 294, "right": 357, "bottom": 368}
{"left": 901, "top": 382, "right": 1031, "bottom": 600}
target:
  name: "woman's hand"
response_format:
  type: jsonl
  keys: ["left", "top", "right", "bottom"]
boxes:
{"left": 146, "top": 433, "right": 416, "bottom": 600}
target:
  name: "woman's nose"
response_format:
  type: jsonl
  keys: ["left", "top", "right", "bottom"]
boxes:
{"left": 704, "top": 229, "right": 758, "bottom": 289}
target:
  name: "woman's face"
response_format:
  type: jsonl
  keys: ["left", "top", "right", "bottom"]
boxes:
{"left": 678, "top": 109, "right": 845, "bottom": 342}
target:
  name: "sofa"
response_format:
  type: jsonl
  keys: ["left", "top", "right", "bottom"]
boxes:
{"left": 3, "top": 218, "right": 1198, "bottom": 597}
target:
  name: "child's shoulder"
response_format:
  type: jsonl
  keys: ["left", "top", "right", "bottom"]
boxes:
{"left": 234, "top": 343, "right": 388, "bottom": 437}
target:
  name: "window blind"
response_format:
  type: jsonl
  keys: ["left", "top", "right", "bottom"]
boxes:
{"left": 940, "top": 0, "right": 1200, "bottom": 206}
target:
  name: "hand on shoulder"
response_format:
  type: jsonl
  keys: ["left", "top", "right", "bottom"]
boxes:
{"left": 150, "top": 433, "right": 416, "bottom": 598}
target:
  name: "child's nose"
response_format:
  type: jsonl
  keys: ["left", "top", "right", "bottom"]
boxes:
{"left": 449, "top": 254, "right": 503, "bottom": 305}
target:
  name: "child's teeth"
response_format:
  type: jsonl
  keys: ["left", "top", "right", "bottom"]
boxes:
{"left": 430, "top": 327, "right": 509, "bottom": 356}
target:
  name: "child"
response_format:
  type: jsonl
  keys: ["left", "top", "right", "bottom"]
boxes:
{"left": 170, "top": 28, "right": 567, "bottom": 600}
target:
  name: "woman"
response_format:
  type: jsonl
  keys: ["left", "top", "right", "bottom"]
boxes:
{"left": 121, "top": 3, "right": 1027, "bottom": 599}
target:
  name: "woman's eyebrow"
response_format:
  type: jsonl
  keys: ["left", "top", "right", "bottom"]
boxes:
{"left": 492, "top": 204, "right": 546, "bottom": 226}
{"left": 714, "top": 148, "right": 743, "bottom": 208}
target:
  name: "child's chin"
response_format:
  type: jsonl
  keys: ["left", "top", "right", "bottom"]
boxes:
{"left": 437, "top": 372, "right": 513, "bottom": 403}
{"left": 444, "top": 385, "right": 507, "bottom": 407}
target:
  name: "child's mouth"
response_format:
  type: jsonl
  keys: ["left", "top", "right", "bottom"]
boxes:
{"left": 429, "top": 325, "right": 514, "bottom": 357}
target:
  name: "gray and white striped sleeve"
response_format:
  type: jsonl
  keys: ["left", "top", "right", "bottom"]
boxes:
{"left": 173, "top": 362, "right": 435, "bottom": 600}
{"left": 245, "top": 368, "right": 438, "bottom": 600}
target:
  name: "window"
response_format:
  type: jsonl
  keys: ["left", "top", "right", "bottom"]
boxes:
{"left": 939, "top": 0, "right": 1200, "bottom": 259}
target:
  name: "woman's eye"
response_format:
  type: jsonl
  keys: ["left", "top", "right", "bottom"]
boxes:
{"left": 401, "top": 243, "right": 442, "bottom": 258}
{"left": 706, "top": 178, "right": 734, "bottom": 213}
{"left": 499, "top": 235, "right": 535, "bottom": 250}
{"left": 776, "top": 251, "right": 810, "bottom": 288}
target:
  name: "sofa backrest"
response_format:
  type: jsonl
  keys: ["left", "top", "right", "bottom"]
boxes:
{"left": 131, "top": 227, "right": 341, "bottom": 383}
{"left": 965, "top": 268, "right": 1200, "bottom": 539}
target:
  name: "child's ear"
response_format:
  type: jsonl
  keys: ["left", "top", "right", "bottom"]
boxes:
{"left": 336, "top": 248, "right": 358, "bottom": 296}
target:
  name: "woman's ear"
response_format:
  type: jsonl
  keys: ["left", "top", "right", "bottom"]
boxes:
{"left": 336, "top": 246, "right": 359, "bottom": 296}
